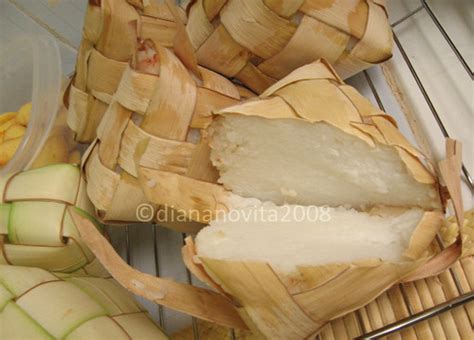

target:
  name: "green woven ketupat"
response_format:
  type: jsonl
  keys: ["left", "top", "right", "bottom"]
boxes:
{"left": 0, "top": 265, "right": 168, "bottom": 339}
{"left": 0, "top": 164, "right": 107, "bottom": 276}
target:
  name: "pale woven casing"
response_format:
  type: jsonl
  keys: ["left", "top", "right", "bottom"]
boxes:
{"left": 186, "top": 0, "right": 393, "bottom": 93}
{"left": 82, "top": 40, "right": 248, "bottom": 224}
{"left": 67, "top": 0, "right": 186, "bottom": 142}
{"left": 0, "top": 265, "right": 167, "bottom": 339}
{"left": 0, "top": 164, "right": 107, "bottom": 276}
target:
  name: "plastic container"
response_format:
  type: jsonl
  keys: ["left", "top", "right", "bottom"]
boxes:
{"left": 0, "top": 34, "right": 78, "bottom": 176}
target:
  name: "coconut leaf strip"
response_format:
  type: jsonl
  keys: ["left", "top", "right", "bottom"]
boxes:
{"left": 257, "top": 15, "right": 349, "bottom": 80}
{"left": 66, "top": 85, "right": 88, "bottom": 134}
{"left": 70, "top": 210, "right": 247, "bottom": 329}
{"left": 260, "top": 59, "right": 341, "bottom": 97}
{"left": 140, "top": 15, "right": 178, "bottom": 48}
{"left": 182, "top": 237, "right": 226, "bottom": 294}
{"left": 186, "top": 0, "right": 215, "bottom": 49}
{"left": 121, "top": 122, "right": 196, "bottom": 177}
{"left": 4, "top": 165, "right": 80, "bottom": 204}
{"left": 141, "top": 46, "right": 197, "bottom": 139}
{"left": 132, "top": 0, "right": 183, "bottom": 21}
{"left": 195, "top": 25, "right": 251, "bottom": 78}
{"left": 96, "top": 0, "right": 139, "bottom": 61}
{"left": 115, "top": 66, "right": 157, "bottom": 115}
{"left": 235, "top": 62, "right": 277, "bottom": 94}
{"left": 199, "top": 67, "right": 241, "bottom": 99}
{"left": 300, "top": 0, "right": 368, "bottom": 38}
{"left": 138, "top": 167, "right": 233, "bottom": 223}
{"left": 200, "top": 258, "right": 321, "bottom": 338}
{"left": 185, "top": 140, "right": 220, "bottom": 182}
{"left": 74, "top": 40, "right": 94, "bottom": 91}
{"left": 263, "top": 0, "right": 304, "bottom": 18}
{"left": 216, "top": 96, "right": 297, "bottom": 120}
{"left": 219, "top": 0, "right": 296, "bottom": 59}
{"left": 293, "top": 262, "right": 421, "bottom": 322}
{"left": 192, "top": 88, "right": 237, "bottom": 129}
{"left": 87, "top": 49, "right": 128, "bottom": 98}
{"left": 101, "top": 173, "right": 151, "bottom": 223}
{"left": 97, "top": 101, "right": 133, "bottom": 170}
{"left": 439, "top": 139, "right": 464, "bottom": 227}
{"left": 82, "top": 1, "right": 103, "bottom": 43}
{"left": 405, "top": 211, "right": 444, "bottom": 259}
{"left": 349, "top": 0, "right": 392, "bottom": 64}
{"left": 402, "top": 241, "right": 462, "bottom": 283}
{"left": 396, "top": 147, "right": 435, "bottom": 185}
{"left": 84, "top": 146, "right": 120, "bottom": 213}
{"left": 274, "top": 263, "right": 350, "bottom": 295}
{"left": 81, "top": 98, "right": 109, "bottom": 143}
{"left": 333, "top": 50, "right": 374, "bottom": 80}
{"left": 5, "top": 242, "right": 87, "bottom": 273}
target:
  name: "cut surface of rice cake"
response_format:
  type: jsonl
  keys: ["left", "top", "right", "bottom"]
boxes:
{"left": 196, "top": 204, "right": 427, "bottom": 273}
{"left": 209, "top": 115, "right": 441, "bottom": 211}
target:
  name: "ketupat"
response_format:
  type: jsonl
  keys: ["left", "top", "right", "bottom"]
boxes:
{"left": 0, "top": 264, "right": 168, "bottom": 339}
{"left": 67, "top": 0, "right": 187, "bottom": 143}
{"left": 186, "top": 0, "right": 393, "bottom": 93}
{"left": 0, "top": 164, "right": 107, "bottom": 276}
{"left": 81, "top": 27, "right": 252, "bottom": 224}
{"left": 184, "top": 205, "right": 446, "bottom": 338}
{"left": 171, "top": 61, "right": 464, "bottom": 339}
{"left": 138, "top": 60, "right": 442, "bottom": 223}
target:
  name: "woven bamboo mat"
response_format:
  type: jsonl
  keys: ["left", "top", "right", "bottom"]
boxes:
{"left": 319, "top": 257, "right": 473, "bottom": 339}
{"left": 173, "top": 257, "right": 473, "bottom": 339}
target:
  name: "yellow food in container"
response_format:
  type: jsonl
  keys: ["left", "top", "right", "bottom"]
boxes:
{"left": 0, "top": 35, "right": 81, "bottom": 175}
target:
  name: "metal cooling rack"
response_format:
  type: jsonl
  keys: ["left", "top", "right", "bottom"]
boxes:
{"left": 109, "top": 1, "right": 474, "bottom": 339}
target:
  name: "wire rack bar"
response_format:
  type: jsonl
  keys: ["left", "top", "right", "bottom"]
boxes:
{"left": 356, "top": 292, "right": 474, "bottom": 339}
{"left": 125, "top": 225, "right": 131, "bottom": 264}
{"left": 392, "top": 32, "right": 474, "bottom": 191}
{"left": 182, "top": 233, "right": 200, "bottom": 340}
{"left": 153, "top": 224, "right": 165, "bottom": 328}
{"left": 363, "top": 70, "right": 385, "bottom": 111}
{"left": 420, "top": 0, "right": 473, "bottom": 79}
{"left": 391, "top": 1, "right": 473, "bottom": 80}
{"left": 390, "top": 5, "right": 423, "bottom": 27}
